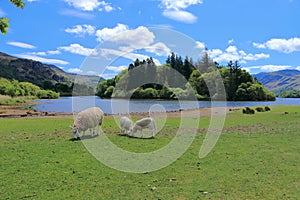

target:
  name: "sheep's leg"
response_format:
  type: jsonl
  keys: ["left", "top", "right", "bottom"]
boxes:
{"left": 141, "top": 129, "right": 144, "bottom": 138}
{"left": 97, "top": 125, "right": 100, "bottom": 135}
{"left": 75, "top": 130, "right": 80, "bottom": 139}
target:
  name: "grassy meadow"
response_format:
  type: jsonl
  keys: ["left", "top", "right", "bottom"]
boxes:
{"left": 0, "top": 106, "right": 299, "bottom": 199}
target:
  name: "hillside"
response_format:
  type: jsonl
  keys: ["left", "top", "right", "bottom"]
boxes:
{"left": 254, "top": 70, "right": 300, "bottom": 94}
{"left": 0, "top": 52, "right": 102, "bottom": 95}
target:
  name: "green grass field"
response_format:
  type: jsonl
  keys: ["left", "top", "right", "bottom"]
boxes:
{"left": 0, "top": 106, "right": 299, "bottom": 199}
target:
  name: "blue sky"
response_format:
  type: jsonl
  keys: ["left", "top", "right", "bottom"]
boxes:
{"left": 0, "top": 0, "right": 299, "bottom": 78}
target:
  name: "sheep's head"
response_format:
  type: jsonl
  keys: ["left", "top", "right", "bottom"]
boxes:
{"left": 70, "top": 124, "right": 79, "bottom": 139}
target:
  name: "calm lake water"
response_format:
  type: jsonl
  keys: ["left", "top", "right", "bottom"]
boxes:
{"left": 32, "top": 96, "right": 300, "bottom": 114}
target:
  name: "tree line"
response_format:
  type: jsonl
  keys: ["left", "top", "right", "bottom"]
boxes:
{"left": 96, "top": 52, "right": 275, "bottom": 101}
{"left": 0, "top": 78, "right": 59, "bottom": 99}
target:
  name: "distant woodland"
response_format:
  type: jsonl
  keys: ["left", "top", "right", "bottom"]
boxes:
{"left": 0, "top": 78, "right": 59, "bottom": 99}
{"left": 97, "top": 52, "right": 275, "bottom": 101}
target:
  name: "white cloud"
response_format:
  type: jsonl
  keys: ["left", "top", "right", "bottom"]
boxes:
{"left": 65, "top": 24, "right": 96, "bottom": 36}
{"left": 144, "top": 42, "right": 171, "bottom": 56}
{"left": 47, "top": 50, "right": 61, "bottom": 55}
{"left": 7, "top": 41, "right": 36, "bottom": 49}
{"left": 26, "top": 50, "right": 62, "bottom": 56}
{"left": 95, "top": 23, "right": 129, "bottom": 42}
{"left": 248, "top": 65, "right": 291, "bottom": 72}
{"left": 208, "top": 45, "right": 270, "bottom": 63}
{"left": 160, "top": 0, "right": 203, "bottom": 23}
{"left": 160, "top": 0, "right": 203, "bottom": 10}
{"left": 64, "top": 0, "right": 116, "bottom": 12}
{"left": 15, "top": 54, "right": 69, "bottom": 65}
{"left": 195, "top": 41, "right": 206, "bottom": 49}
{"left": 98, "top": 1, "right": 114, "bottom": 12}
{"left": 296, "top": 66, "right": 300, "bottom": 71}
{"left": 67, "top": 68, "right": 83, "bottom": 74}
{"left": 59, "top": 9, "right": 95, "bottom": 19}
{"left": 106, "top": 65, "right": 127, "bottom": 72}
{"left": 64, "top": 0, "right": 101, "bottom": 11}
{"left": 253, "top": 37, "right": 300, "bottom": 53}
{"left": 27, "top": 0, "right": 39, "bottom": 2}
{"left": 110, "top": 26, "right": 155, "bottom": 51}
{"left": 162, "top": 10, "right": 197, "bottom": 24}
{"left": 58, "top": 43, "right": 97, "bottom": 56}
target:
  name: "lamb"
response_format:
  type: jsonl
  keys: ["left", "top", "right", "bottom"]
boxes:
{"left": 71, "top": 107, "right": 104, "bottom": 139}
{"left": 119, "top": 116, "right": 133, "bottom": 135}
{"left": 130, "top": 117, "right": 156, "bottom": 138}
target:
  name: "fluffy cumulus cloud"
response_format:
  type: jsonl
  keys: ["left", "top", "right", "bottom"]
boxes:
{"left": 253, "top": 37, "right": 300, "bottom": 53}
{"left": 160, "top": 0, "right": 203, "bottom": 23}
{"left": 98, "top": 26, "right": 169, "bottom": 62}
{"left": 161, "top": 0, "right": 203, "bottom": 10}
{"left": 58, "top": 43, "right": 97, "bottom": 56}
{"left": 64, "top": 0, "right": 116, "bottom": 12}
{"left": 208, "top": 45, "right": 270, "bottom": 64}
{"left": 65, "top": 24, "right": 96, "bottom": 36}
{"left": 195, "top": 41, "right": 206, "bottom": 49}
{"left": 7, "top": 41, "right": 36, "bottom": 49}
{"left": 96, "top": 23, "right": 129, "bottom": 42}
{"left": 110, "top": 26, "right": 155, "bottom": 51}
{"left": 296, "top": 66, "right": 300, "bottom": 71}
{"left": 98, "top": 1, "right": 114, "bottom": 12}
{"left": 15, "top": 54, "right": 69, "bottom": 65}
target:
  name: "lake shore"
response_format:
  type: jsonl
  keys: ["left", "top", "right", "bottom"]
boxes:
{"left": 0, "top": 104, "right": 240, "bottom": 118}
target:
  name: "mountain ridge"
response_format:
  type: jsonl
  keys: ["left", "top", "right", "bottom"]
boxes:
{"left": 254, "top": 69, "right": 300, "bottom": 94}
{"left": 0, "top": 52, "right": 102, "bottom": 95}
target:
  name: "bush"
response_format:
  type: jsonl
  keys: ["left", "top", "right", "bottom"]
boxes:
{"left": 265, "top": 106, "right": 271, "bottom": 111}
{"left": 242, "top": 107, "right": 255, "bottom": 114}
{"left": 255, "top": 107, "right": 265, "bottom": 112}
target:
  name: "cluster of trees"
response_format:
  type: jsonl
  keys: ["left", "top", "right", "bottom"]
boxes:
{"left": 0, "top": 78, "right": 59, "bottom": 99}
{"left": 97, "top": 52, "right": 275, "bottom": 101}
{"left": 279, "top": 90, "right": 300, "bottom": 98}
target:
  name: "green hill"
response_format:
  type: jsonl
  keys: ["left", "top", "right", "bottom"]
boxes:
{"left": 0, "top": 52, "right": 102, "bottom": 96}
{"left": 254, "top": 70, "right": 300, "bottom": 95}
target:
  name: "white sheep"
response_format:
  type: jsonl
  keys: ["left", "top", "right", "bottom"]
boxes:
{"left": 131, "top": 117, "right": 156, "bottom": 138}
{"left": 71, "top": 107, "right": 104, "bottom": 139}
{"left": 119, "top": 116, "right": 133, "bottom": 135}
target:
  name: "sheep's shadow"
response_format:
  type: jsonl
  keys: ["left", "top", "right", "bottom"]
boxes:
{"left": 69, "top": 134, "right": 100, "bottom": 141}
{"left": 126, "top": 135, "right": 155, "bottom": 140}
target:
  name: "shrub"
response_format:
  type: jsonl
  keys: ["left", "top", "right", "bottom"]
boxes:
{"left": 255, "top": 107, "right": 265, "bottom": 112}
{"left": 265, "top": 106, "right": 271, "bottom": 111}
{"left": 242, "top": 107, "right": 255, "bottom": 114}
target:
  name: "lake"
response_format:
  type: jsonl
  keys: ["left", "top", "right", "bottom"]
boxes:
{"left": 32, "top": 96, "right": 300, "bottom": 114}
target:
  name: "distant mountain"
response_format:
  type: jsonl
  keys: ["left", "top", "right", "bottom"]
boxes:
{"left": 254, "top": 69, "right": 300, "bottom": 94}
{"left": 0, "top": 52, "right": 103, "bottom": 95}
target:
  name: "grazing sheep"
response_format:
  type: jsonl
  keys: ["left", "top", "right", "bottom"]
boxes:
{"left": 119, "top": 116, "right": 133, "bottom": 135}
{"left": 71, "top": 107, "right": 104, "bottom": 139}
{"left": 131, "top": 117, "right": 156, "bottom": 138}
